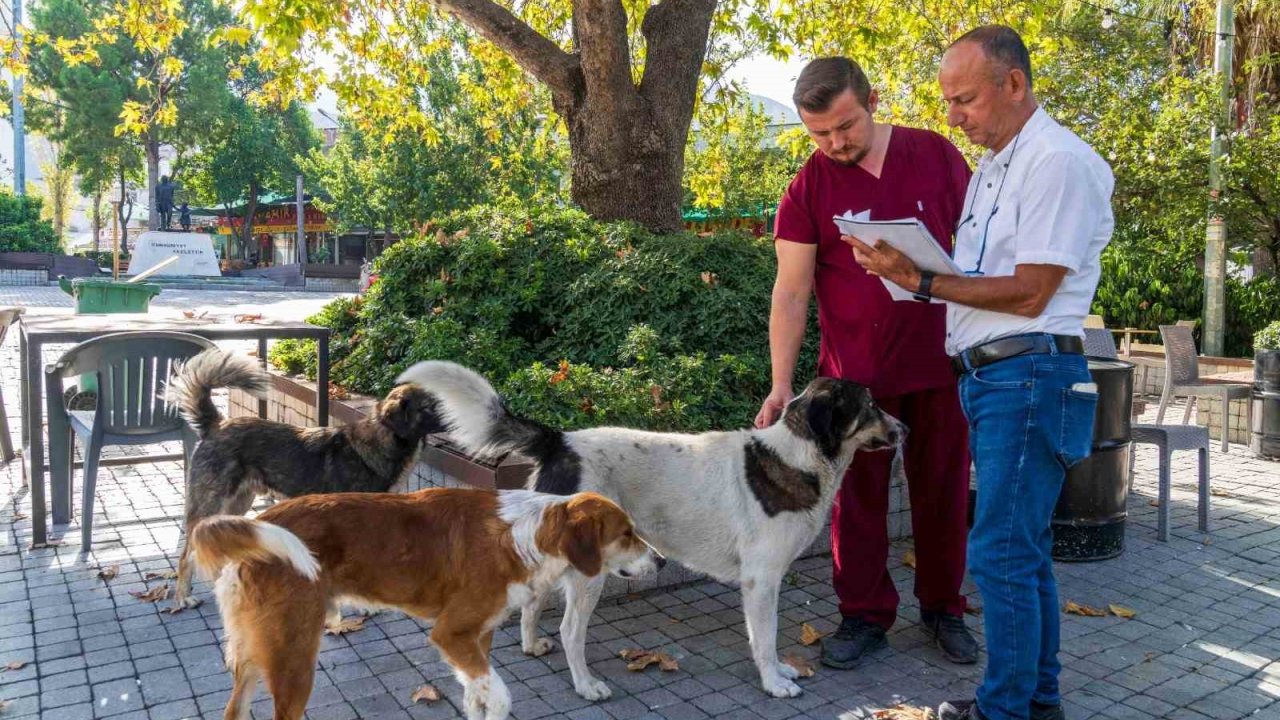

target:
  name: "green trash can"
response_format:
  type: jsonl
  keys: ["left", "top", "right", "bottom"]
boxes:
{"left": 58, "top": 276, "right": 161, "bottom": 314}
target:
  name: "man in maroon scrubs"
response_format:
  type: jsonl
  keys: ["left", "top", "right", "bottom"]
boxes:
{"left": 755, "top": 57, "right": 977, "bottom": 668}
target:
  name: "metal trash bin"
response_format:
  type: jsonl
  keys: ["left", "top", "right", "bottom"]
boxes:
{"left": 1252, "top": 350, "right": 1280, "bottom": 460}
{"left": 1052, "top": 358, "right": 1135, "bottom": 562}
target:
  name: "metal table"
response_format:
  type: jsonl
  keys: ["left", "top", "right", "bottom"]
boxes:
{"left": 18, "top": 312, "right": 331, "bottom": 546}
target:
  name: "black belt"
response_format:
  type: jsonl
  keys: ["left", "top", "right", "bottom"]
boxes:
{"left": 951, "top": 333, "right": 1084, "bottom": 375}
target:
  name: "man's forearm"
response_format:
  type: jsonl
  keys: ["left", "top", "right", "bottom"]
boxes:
{"left": 929, "top": 272, "right": 1050, "bottom": 318}
{"left": 768, "top": 292, "right": 810, "bottom": 388}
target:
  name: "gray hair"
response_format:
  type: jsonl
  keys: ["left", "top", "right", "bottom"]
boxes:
{"left": 950, "top": 25, "right": 1033, "bottom": 89}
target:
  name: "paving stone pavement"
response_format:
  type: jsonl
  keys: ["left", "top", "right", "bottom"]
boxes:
{"left": 1, "top": 285, "right": 1279, "bottom": 719}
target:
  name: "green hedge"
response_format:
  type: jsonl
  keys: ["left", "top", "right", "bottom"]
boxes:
{"left": 271, "top": 203, "right": 817, "bottom": 431}
{"left": 1092, "top": 225, "right": 1280, "bottom": 357}
{"left": 0, "top": 192, "right": 60, "bottom": 253}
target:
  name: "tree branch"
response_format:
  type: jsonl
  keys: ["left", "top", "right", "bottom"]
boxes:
{"left": 571, "top": 0, "right": 633, "bottom": 105}
{"left": 637, "top": 0, "right": 716, "bottom": 137}
{"left": 427, "top": 0, "right": 579, "bottom": 97}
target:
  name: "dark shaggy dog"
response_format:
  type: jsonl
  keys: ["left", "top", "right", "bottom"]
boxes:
{"left": 166, "top": 349, "right": 444, "bottom": 609}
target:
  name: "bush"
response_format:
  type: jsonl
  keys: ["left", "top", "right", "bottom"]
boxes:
{"left": 0, "top": 192, "right": 60, "bottom": 253}
{"left": 269, "top": 203, "right": 817, "bottom": 431}
{"left": 74, "top": 250, "right": 129, "bottom": 267}
{"left": 1256, "top": 319, "right": 1280, "bottom": 352}
{"left": 1092, "top": 225, "right": 1280, "bottom": 357}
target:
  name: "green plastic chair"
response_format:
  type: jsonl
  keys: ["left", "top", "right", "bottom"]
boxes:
{"left": 44, "top": 331, "right": 214, "bottom": 550}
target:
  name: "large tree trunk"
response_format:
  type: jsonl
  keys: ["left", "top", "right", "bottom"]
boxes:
{"left": 145, "top": 131, "right": 160, "bottom": 230}
{"left": 433, "top": 0, "right": 716, "bottom": 232}
{"left": 240, "top": 181, "right": 259, "bottom": 262}
{"left": 91, "top": 188, "right": 102, "bottom": 253}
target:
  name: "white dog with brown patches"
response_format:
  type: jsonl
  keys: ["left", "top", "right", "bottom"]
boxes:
{"left": 398, "top": 361, "right": 905, "bottom": 700}
{"left": 188, "top": 488, "right": 659, "bottom": 720}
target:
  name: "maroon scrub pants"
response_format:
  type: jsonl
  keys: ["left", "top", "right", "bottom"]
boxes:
{"left": 830, "top": 383, "right": 971, "bottom": 628}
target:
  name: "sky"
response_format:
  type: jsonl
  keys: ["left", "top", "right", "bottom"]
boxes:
{"left": 726, "top": 53, "right": 808, "bottom": 108}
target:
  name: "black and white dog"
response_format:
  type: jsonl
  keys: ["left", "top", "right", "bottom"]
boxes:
{"left": 397, "top": 361, "right": 904, "bottom": 700}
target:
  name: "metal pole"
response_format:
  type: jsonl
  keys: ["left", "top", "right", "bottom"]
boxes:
{"left": 11, "top": 0, "right": 25, "bottom": 196}
{"left": 1203, "top": 0, "right": 1234, "bottom": 357}
{"left": 296, "top": 173, "right": 307, "bottom": 270}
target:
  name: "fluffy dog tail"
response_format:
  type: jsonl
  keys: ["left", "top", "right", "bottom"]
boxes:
{"left": 396, "top": 361, "right": 575, "bottom": 490}
{"left": 189, "top": 515, "right": 320, "bottom": 582}
{"left": 165, "top": 349, "right": 270, "bottom": 439}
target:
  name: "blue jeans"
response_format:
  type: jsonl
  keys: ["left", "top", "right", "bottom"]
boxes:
{"left": 959, "top": 349, "right": 1096, "bottom": 720}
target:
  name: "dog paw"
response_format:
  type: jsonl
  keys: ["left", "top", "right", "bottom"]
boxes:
{"left": 523, "top": 637, "right": 555, "bottom": 657}
{"left": 762, "top": 675, "right": 802, "bottom": 698}
{"left": 575, "top": 677, "right": 612, "bottom": 701}
{"left": 172, "top": 596, "right": 202, "bottom": 612}
{"left": 776, "top": 661, "right": 801, "bottom": 680}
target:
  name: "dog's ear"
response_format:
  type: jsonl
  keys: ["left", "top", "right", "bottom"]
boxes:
{"left": 804, "top": 387, "right": 854, "bottom": 459}
{"left": 564, "top": 511, "right": 604, "bottom": 577}
{"left": 379, "top": 387, "right": 418, "bottom": 438}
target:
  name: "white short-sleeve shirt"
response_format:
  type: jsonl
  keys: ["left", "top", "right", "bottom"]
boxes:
{"left": 945, "top": 107, "right": 1115, "bottom": 355}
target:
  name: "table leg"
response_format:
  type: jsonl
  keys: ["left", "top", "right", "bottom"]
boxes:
{"left": 24, "top": 339, "right": 47, "bottom": 546}
{"left": 46, "top": 370, "right": 72, "bottom": 524}
{"left": 257, "top": 338, "right": 268, "bottom": 420}
{"left": 18, "top": 330, "right": 28, "bottom": 449}
{"left": 317, "top": 334, "right": 329, "bottom": 427}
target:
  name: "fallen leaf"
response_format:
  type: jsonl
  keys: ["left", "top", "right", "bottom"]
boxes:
{"left": 699, "top": 271, "right": 718, "bottom": 287}
{"left": 12, "top": 513, "right": 25, "bottom": 521}
{"left": 1209, "top": 488, "right": 1232, "bottom": 498}
{"left": 1148, "top": 499, "right": 1160, "bottom": 506}
{"left": 130, "top": 584, "right": 170, "bottom": 603}
{"left": 143, "top": 570, "right": 177, "bottom": 581}
{"left": 96, "top": 565, "right": 119, "bottom": 582}
{"left": 964, "top": 605, "right": 984, "bottom": 617}
{"left": 800, "top": 623, "right": 824, "bottom": 646}
{"left": 1109, "top": 604, "right": 1137, "bottom": 619}
{"left": 328, "top": 383, "right": 349, "bottom": 400}
{"left": 903, "top": 550, "right": 917, "bottom": 569}
{"left": 0, "top": 699, "right": 8, "bottom": 712}
{"left": 410, "top": 684, "right": 441, "bottom": 704}
{"left": 619, "top": 649, "right": 679, "bottom": 672}
{"left": 182, "top": 310, "right": 195, "bottom": 318}
{"left": 1064, "top": 600, "right": 1107, "bottom": 617}
{"left": 247, "top": 349, "right": 258, "bottom": 357}
{"left": 325, "top": 617, "right": 367, "bottom": 636}
{"left": 1143, "top": 651, "right": 1158, "bottom": 663}
{"left": 780, "top": 653, "right": 815, "bottom": 678}
{"left": 233, "top": 313, "right": 263, "bottom": 324}
{"left": 872, "top": 705, "right": 935, "bottom": 720}
{"left": 3, "top": 661, "right": 26, "bottom": 671}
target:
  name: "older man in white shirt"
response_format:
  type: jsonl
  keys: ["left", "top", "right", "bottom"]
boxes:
{"left": 846, "top": 25, "right": 1114, "bottom": 720}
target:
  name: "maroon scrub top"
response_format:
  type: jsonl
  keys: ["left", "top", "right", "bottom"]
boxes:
{"left": 775, "top": 126, "right": 972, "bottom": 398}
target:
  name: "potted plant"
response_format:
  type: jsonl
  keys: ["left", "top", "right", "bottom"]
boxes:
{"left": 1252, "top": 320, "right": 1280, "bottom": 459}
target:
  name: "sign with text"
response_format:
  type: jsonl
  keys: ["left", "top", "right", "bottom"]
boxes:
{"left": 129, "top": 231, "right": 222, "bottom": 277}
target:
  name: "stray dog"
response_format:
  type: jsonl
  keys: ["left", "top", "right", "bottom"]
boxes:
{"left": 167, "top": 349, "right": 444, "bottom": 610}
{"left": 189, "top": 489, "right": 660, "bottom": 720}
{"left": 397, "top": 361, "right": 905, "bottom": 699}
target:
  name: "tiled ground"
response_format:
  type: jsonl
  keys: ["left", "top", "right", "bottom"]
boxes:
{"left": 1, "top": 285, "right": 1279, "bottom": 719}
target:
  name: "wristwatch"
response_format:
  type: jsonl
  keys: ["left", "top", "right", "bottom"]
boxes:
{"left": 913, "top": 270, "right": 935, "bottom": 303}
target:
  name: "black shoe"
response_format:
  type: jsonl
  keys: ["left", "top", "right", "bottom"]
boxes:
{"left": 1031, "top": 700, "right": 1066, "bottom": 720}
{"left": 819, "top": 616, "right": 888, "bottom": 669}
{"left": 921, "top": 609, "right": 979, "bottom": 664}
{"left": 938, "top": 698, "right": 986, "bottom": 720}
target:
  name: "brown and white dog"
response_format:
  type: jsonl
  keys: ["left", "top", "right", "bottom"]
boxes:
{"left": 189, "top": 488, "right": 660, "bottom": 720}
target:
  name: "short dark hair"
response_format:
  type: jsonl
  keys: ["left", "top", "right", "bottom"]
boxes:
{"left": 792, "top": 57, "right": 872, "bottom": 113}
{"left": 951, "top": 25, "right": 1033, "bottom": 89}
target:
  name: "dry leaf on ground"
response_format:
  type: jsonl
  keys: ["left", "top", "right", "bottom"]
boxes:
{"left": 1143, "top": 651, "right": 1158, "bottom": 663}
{"left": 130, "top": 584, "right": 170, "bottom": 603}
{"left": 96, "top": 566, "right": 119, "bottom": 582}
{"left": 409, "top": 684, "right": 441, "bottom": 703}
{"left": 800, "top": 623, "right": 825, "bottom": 646}
{"left": 234, "top": 313, "right": 263, "bottom": 324}
{"left": 12, "top": 513, "right": 26, "bottom": 521}
{"left": 780, "top": 653, "right": 816, "bottom": 678}
{"left": 143, "top": 570, "right": 178, "bottom": 581}
{"left": 3, "top": 661, "right": 26, "bottom": 671}
{"left": 1109, "top": 604, "right": 1137, "bottom": 619}
{"left": 619, "top": 649, "right": 679, "bottom": 672}
{"left": 182, "top": 310, "right": 195, "bottom": 318}
{"left": 325, "top": 617, "right": 367, "bottom": 636}
{"left": 1209, "top": 488, "right": 1232, "bottom": 498}
{"left": 1148, "top": 499, "right": 1160, "bottom": 506}
{"left": 1064, "top": 600, "right": 1107, "bottom": 617}
{"left": 903, "top": 550, "right": 917, "bottom": 569}
{"left": 0, "top": 699, "right": 8, "bottom": 712}
{"left": 872, "top": 705, "right": 935, "bottom": 719}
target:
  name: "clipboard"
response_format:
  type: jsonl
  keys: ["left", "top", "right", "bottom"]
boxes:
{"left": 832, "top": 214, "right": 961, "bottom": 302}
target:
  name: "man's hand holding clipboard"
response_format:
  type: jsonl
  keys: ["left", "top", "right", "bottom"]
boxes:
{"left": 833, "top": 213, "right": 961, "bottom": 302}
